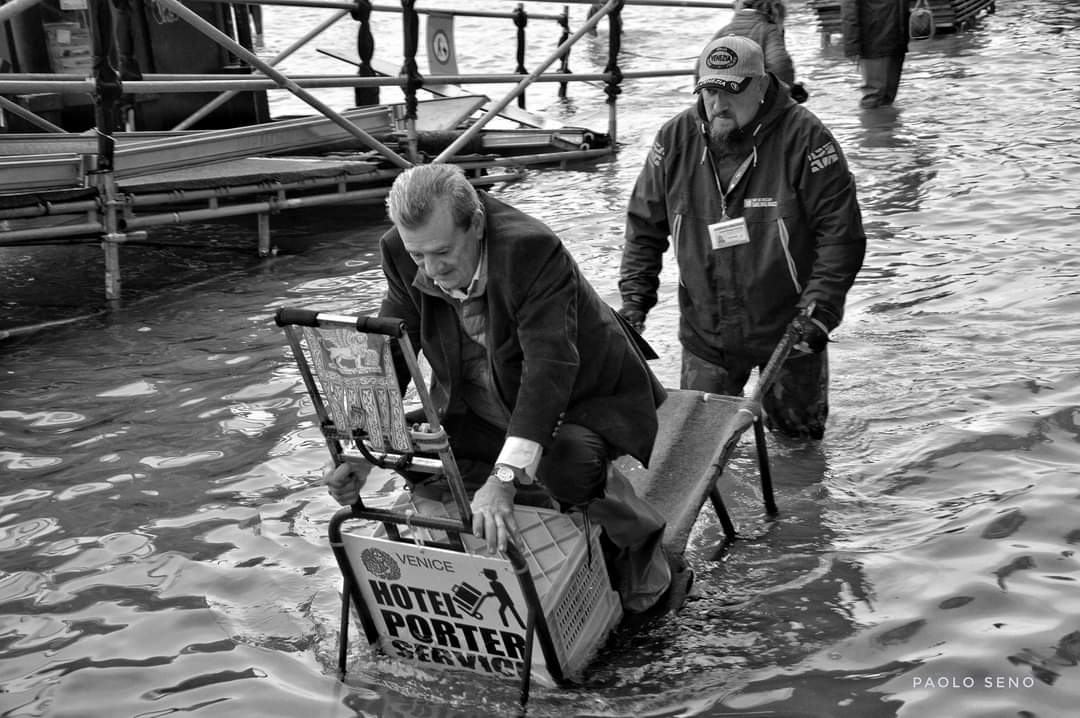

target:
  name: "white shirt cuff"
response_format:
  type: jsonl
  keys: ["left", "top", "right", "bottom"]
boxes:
{"left": 495, "top": 436, "right": 542, "bottom": 479}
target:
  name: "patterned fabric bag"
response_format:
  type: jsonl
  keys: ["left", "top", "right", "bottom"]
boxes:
{"left": 910, "top": 0, "right": 936, "bottom": 40}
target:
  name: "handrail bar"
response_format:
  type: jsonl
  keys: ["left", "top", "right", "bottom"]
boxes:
{"left": 193, "top": 0, "right": 564, "bottom": 20}
{"left": 505, "top": 0, "right": 733, "bottom": 6}
{"left": 204, "top": 0, "right": 733, "bottom": 8}
{"left": 0, "top": 69, "right": 691, "bottom": 96}
{"left": 371, "top": 2, "right": 563, "bottom": 20}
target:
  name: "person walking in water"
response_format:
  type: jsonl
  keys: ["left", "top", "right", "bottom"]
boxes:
{"left": 841, "top": 0, "right": 910, "bottom": 109}
{"left": 619, "top": 36, "right": 866, "bottom": 440}
{"left": 712, "top": 0, "right": 806, "bottom": 102}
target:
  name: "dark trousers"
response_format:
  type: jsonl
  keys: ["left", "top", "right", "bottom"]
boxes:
{"left": 860, "top": 54, "right": 905, "bottom": 108}
{"left": 681, "top": 348, "right": 830, "bottom": 440}
{"left": 436, "top": 412, "right": 670, "bottom": 612}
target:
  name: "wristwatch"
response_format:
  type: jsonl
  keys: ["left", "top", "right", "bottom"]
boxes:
{"left": 493, "top": 463, "right": 527, "bottom": 486}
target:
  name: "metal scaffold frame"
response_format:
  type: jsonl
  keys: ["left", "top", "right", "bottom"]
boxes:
{"left": 0, "top": 0, "right": 732, "bottom": 309}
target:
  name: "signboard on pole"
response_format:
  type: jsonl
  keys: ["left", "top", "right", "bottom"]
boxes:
{"left": 426, "top": 13, "right": 458, "bottom": 76}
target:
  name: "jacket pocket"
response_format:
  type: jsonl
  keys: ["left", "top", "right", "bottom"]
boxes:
{"left": 775, "top": 215, "right": 801, "bottom": 293}
{"left": 742, "top": 199, "right": 801, "bottom": 293}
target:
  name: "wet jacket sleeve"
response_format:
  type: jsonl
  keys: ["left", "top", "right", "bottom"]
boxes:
{"left": 619, "top": 135, "right": 671, "bottom": 314}
{"left": 794, "top": 126, "right": 866, "bottom": 330}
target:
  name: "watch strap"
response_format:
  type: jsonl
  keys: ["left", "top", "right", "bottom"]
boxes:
{"left": 493, "top": 463, "right": 530, "bottom": 486}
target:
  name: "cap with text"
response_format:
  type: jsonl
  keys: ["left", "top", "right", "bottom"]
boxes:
{"left": 695, "top": 35, "right": 765, "bottom": 93}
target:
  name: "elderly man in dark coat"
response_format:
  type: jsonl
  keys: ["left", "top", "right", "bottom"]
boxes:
{"left": 329, "top": 163, "right": 672, "bottom": 613}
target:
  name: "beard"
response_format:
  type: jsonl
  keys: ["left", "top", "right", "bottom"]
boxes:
{"left": 708, "top": 121, "right": 747, "bottom": 155}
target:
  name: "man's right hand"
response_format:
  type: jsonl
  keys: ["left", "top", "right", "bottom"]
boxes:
{"left": 618, "top": 306, "right": 647, "bottom": 333}
{"left": 470, "top": 477, "right": 518, "bottom": 553}
{"left": 324, "top": 459, "right": 372, "bottom": 506}
{"left": 790, "top": 314, "right": 830, "bottom": 354}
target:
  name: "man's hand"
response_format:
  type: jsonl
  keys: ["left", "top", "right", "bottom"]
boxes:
{"left": 324, "top": 459, "right": 372, "bottom": 506}
{"left": 470, "top": 476, "right": 518, "bottom": 553}
{"left": 790, "top": 314, "right": 830, "bottom": 354}
{"left": 618, "top": 305, "right": 647, "bottom": 333}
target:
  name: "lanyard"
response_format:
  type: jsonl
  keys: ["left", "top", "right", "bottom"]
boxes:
{"left": 707, "top": 150, "right": 755, "bottom": 220}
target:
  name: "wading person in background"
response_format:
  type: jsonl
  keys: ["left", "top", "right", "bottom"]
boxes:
{"left": 328, "top": 163, "right": 678, "bottom": 613}
{"left": 618, "top": 35, "right": 866, "bottom": 440}
{"left": 840, "top": 0, "right": 910, "bottom": 109}
{"left": 712, "top": 0, "right": 807, "bottom": 103}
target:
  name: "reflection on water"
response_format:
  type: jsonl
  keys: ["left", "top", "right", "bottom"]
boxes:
{"left": 3, "top": 1, "right": 1080, "bottom": 716}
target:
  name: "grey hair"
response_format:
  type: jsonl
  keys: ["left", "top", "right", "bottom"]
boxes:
{"left": 385, "top": 163, "right": 482, "bottom": 230}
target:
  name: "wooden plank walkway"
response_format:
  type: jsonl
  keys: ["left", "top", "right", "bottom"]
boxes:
{"left": 0, "top": 97, "right": 488, "bottom": 193}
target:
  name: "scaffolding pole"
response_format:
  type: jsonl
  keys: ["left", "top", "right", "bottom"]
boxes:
{"left": 173, "top": 9, "right": 351, "bottom": 130}
{"left": 153, "top": 0, "right": 413, "bottom": 169}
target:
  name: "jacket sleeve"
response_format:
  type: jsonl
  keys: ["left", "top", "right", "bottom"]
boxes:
{"left": 377, "top": 232, "right": 421, "bottom": 395}
{"left": 505, "top": 245, "right": 581, "bottom": 447}
{"left": 619, "top": 134, "right": 671, "bottom": 313}
{"left": 840, "top": 0, "right": 861, "bottom": 58}
{"left": 794, "top": 124, "right": 866, "bottom": 330}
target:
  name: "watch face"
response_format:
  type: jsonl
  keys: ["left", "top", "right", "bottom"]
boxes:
{"left": 495, "top": 466, "right": 515, "bottom": 482}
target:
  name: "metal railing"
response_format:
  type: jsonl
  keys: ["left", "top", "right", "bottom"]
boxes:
{"left": 0, "top": 0, "right": 733, "bottom": 306}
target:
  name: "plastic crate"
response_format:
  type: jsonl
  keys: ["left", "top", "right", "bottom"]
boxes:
{"left": 363, "top": 493, "right": 623, "bottom": 681}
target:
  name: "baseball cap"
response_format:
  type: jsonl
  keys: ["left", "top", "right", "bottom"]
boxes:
{"left": 695, "top": 35, "right": 765, "bottom": 93}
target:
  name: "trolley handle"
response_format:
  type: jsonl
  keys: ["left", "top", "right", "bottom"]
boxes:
{"left": 274, "top": 307, "right": 406, "bottom": 337}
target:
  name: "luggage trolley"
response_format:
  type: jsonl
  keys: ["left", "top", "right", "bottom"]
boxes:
{"left": 274, "top": 307, "right": 622, "bottom": 705}
{"left": 619, "top": 320, "right": 801, "bottom": 564}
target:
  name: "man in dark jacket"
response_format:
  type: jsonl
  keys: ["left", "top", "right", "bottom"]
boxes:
{"left": 619, "top": 35, "right": 865, "bottom": 440}
{"left": 329, "top": 163, "right": 672, "bottom": 613}
{"left": 841, "top": 0, "right": 910, "bottom": 108}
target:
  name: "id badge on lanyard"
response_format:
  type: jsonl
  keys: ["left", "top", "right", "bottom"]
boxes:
{"left": 708, "top": 217, "right": 750, "bottom": 249}
{"left": 708, "top": 151, "right": 754, "bottom": 250}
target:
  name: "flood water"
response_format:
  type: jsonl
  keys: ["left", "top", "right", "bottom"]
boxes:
{"left": 3, "top": 1, "right": 1080, "bottom": 716}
